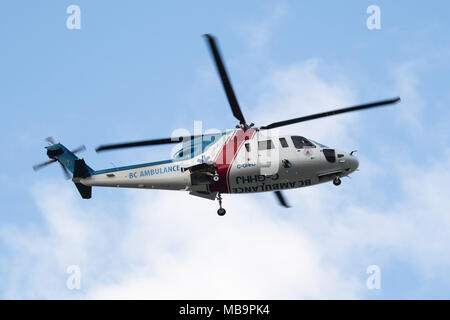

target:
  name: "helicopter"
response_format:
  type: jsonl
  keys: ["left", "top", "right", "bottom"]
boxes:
{"left": 33, "top": 34, "right": 400, "bottom": 216}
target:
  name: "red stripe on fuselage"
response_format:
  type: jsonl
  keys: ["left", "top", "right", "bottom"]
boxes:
{"left": 209, "top": 129, "right": 256, "bottom": 193}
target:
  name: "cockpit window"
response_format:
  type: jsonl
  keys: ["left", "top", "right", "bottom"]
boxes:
{"left": 291, "top": 136, "right": 315, "bottom": 149}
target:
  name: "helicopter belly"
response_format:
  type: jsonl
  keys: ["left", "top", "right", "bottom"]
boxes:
{"left": 226, "top": 146, "right": 340, "bottom": 194}
{"left": 228, "top": 163, "right": 315, "bottom": 194}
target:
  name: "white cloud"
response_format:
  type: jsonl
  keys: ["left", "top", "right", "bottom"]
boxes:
{"left": 0, "top": 181, "right": 362, "bottom": 299}
{"left": 3, "top": 148, "right": 450, "bottom": 299}
{"left": 239, "top": 3, "right": 288, "bottom": 51}
{"left": 88, "top": 191, "right": 361, "bottom": 299}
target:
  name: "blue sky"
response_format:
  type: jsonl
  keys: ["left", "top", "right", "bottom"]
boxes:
{"left": 1, "top": 1, "right": 450, "bottom": 299}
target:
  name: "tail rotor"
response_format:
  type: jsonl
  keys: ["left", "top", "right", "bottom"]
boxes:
{"left": 32, "top": 137, "right": 86, "bottom": 180}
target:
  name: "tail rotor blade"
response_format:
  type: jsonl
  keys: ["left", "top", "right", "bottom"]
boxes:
{"left": 32, "top": 159, "right": 57, "bottom": 171}
{"left": 46, "top": 137, "right": 56, "bottom": 145}
{"left": 59, "top": 162, "right": 71, "bottom": 180}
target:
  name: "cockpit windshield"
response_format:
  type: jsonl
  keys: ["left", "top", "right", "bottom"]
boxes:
{"left": 173, "top": 133, "right": 223, "bottom": 160}
{"left": 291, "top": 136, "right": 316, "bottom": 149}
{"left": 310, "top": 140, "right": 329, "bottom": 148}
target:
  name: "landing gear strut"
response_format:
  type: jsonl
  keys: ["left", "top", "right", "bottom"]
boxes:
{"left": 217, "top": 193, "right": 226, "bottom": 216}
{"left": 333, "top": 176, "right": 341, "bottom": 186}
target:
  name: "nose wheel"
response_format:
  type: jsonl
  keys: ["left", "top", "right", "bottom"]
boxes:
{"left": 217, "top": 193, "right": 226, "bottom": 216}
{"left": 333, "top": 176, "right": 341, "bottom": 186}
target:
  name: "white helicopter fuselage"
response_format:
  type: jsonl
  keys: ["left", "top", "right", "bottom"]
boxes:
{"left": 78, "top": 129, "right": 359, "bottom": 200}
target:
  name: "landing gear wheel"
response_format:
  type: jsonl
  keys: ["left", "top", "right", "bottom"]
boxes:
{"left": 333, "top": 176, "right": 341, "bottom": 186}
{"left": 213, "top": 174, "right": 219, "bottom": 182}
{"left": 216, "top": 193, "right": 226, "bottom": 216}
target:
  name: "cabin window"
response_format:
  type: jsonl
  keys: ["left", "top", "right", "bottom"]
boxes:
{"left": 258, "top": 140, "right": 274, "bottom": 150}
{"left": 291, "top": 136, "right": 315, "bottom": 149}
{"left": 244, "top": 143, "right": 250, "bottom": 152}
{"left": 173, "top": 133, "right": 223, "bottom": 160}
{"left": 279, "top": 138, "right": 289, "bottom": 148}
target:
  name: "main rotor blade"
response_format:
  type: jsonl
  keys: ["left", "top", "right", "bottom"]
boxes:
{"left": 260, "top": 97, "right": 401, "bottom": 130}
{"left": 204, "top": 34, "right": 246, "bottom": 126}
{"left": 58, "top": 162, "right": 71, "bottom": 180}
{"left": 32, "top": 159, "right": 57, "bottom": 171}
{"left": 95, "top": 135, "right": 206, "bottom": 152}
{"left": 274, "top": 191, "right": 290, "bottom": 208}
